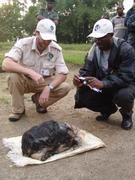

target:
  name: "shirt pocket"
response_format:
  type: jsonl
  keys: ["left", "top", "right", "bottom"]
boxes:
{"left": 22, "top": 53, "right": 36, "bottom": 67}
{"left": 42, "top": 62, "right": 55, "bottom": 76}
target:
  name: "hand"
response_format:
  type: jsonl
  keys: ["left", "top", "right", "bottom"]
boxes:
{"left": 29, "top": 70, "right": 44, "bottom": 85}
{"left": 73, "top": 74, "right": 83, "bottom": 87}
{"left": 38, "top": 86, "right": 50, "bottom": 106}
{"left": 86, "top": 76, "right": 104, "bottom": 89}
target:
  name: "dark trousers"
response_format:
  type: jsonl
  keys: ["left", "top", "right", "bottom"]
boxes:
{"left": 74, "top": 85, "right": 135, "bottom": 115}
{"left": 127, "top": 32, "right": 135, "bottom": 50}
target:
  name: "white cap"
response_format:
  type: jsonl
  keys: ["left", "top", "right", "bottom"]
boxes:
{"left": 87, "top": 19, "right": 113, "bottom": 38}
{"left": 36, "top": 19, "right": 57, "bottom": 41}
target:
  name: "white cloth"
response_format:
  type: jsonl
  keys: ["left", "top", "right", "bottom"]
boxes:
{"left": 2, "top": 129, "right": 105, "bottom": 167}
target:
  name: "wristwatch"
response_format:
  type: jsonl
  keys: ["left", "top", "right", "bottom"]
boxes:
{"left": 48, "top": 84, "right": 54, "bottom": 91}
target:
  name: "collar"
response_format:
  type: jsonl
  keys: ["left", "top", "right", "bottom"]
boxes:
{"left": 116, "top": 14, "right": 125, "bottom": 18}
{"left": 32, "top": 37, "right": 50, "bottom": 55}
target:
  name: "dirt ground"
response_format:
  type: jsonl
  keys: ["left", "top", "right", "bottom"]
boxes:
{"left": 0, "top": 65, "right": 135, "bottom": 180}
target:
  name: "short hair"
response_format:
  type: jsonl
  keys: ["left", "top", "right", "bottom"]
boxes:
{"left": 117, "top": 5, "right": 124, "bottom": 10}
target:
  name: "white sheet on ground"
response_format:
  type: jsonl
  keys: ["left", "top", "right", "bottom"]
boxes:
{"left": 2, "top": 129, "right": 105, "bottom": 167}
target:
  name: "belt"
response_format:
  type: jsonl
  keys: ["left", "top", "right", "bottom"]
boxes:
{"left": 43, "top": 75, "right": 52, "bottom": 78}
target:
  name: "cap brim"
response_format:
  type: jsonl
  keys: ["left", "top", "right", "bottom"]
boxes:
{"left": 40, "top": 32, "right": 57, "bottom": 41}
{"left": 87, "top": 32, "right": 107, "bottom": 38}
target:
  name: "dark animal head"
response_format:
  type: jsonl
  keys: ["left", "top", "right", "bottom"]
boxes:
{"left": 22, "top": 132, "right": 34, "bottom": 157}
{"left": 21, "top": 126, "right": 45, "bottom": 157}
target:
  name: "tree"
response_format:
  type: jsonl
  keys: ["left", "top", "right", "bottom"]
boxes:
{"left": 56, "top": 0, "right": 119, "bottom": 43}
{"left": 0, "top": 0, "right": 121, "bottom": 42}
{"left": 0, "top": 2, "right": 22, "bottom": 41}
{"left": 23, "top": 6, "right": 38, "bottom": 36}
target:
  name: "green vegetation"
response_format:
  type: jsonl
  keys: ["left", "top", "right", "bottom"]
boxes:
{"left": 0, "top": 42, "right": 12, "bottom": 65}
{"left": 60, "top": 43, "right": 90, "bottom": 51}
{"left": 63, "top": 50, "right": 86, "bottom": 65}
{"left": 61, "top": 43, "right": 90, "bottom": 64}
{"left": 0, "top": 42, "right": 90, "bottom": 66}
{"left": 0, "top": 0, "right": 119, "bottom": 43}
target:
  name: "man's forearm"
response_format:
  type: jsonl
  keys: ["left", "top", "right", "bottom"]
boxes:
{"left": 48, "top": 73, "right": 67, "bottom": 89}
{"left": 2, "top": 58, "right": 33, "bottom": 76}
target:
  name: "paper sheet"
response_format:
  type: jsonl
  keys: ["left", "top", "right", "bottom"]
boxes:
{"left": 2, "top": 129, "right": 105, "bottom": 167}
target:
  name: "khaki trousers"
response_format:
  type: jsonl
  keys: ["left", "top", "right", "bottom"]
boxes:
{"left": 8, "top": 73, "right": 70, "bottom": 113}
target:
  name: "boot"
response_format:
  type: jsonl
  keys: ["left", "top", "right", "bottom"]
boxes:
{"left": 9, "top": 110, "right": 25, "bottom": 122}
{"left": 31, "top": 93, "right": 47, "bottom": 113}
{"left": 96, "top": 105, "right": 117, "bottom": 121}
{"left": 120, "top": 108, "right": 133, "bottom": 130}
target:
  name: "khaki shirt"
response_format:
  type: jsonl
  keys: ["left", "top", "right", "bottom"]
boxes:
{"left": 5, "top": 37, "right": 69, "bottom": 76}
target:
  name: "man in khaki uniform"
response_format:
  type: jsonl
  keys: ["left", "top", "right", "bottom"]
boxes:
{"left": 2, "top": 19, "right": 70, "bottom": 122}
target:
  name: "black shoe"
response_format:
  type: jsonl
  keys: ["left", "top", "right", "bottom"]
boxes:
{"left": 121, "top": 120, "right": 133, "bottom": 130}
{"left": 31, "top": 94, "right": 47, "bottom": 113}
{"left": 96, "top": 113, "right": 111, "bottom": 121}
{"left": 120, "top": 109, "right": 133, "bottom": 130}
{"left": 96, "top": 106, "right": 117, "bottom": 121}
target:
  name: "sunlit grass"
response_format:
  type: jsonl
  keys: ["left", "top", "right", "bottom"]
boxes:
{"left": 0, "top": 42, "right": 12, "bottom": 65}
{"left": 61, "top": 43, "right": 90, "bottom": 65}
{"left": 60, "top": 43, "right": 90, "bottom": 51}
{"left": 63, "top": 50, "right": 86, "bottom": 65}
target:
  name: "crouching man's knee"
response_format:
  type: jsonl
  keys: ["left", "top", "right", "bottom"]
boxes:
{"left": 113, "top": 86, "right": 135, "bottom": 107}
{"left": 8, "top": 73, "right": 25, "bottom": 94}
{"left": 55, "top": 82, "right": 71, "bottom": 97}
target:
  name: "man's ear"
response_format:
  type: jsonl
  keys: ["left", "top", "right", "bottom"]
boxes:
{"left": 109, "top": 33, "right": 114, "bottom": 37}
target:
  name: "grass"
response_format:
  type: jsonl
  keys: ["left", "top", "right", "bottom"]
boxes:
{"left": 63, "top": 50, "right": 86, "bottom": 64}
{"left": 60, "top": 43, "right": 90, "bottom": 51}
{"left": 0, "top": 42, "right": 91, "bottom": 66}
{"left": 0, "top": 42, "right": 13, "bottom": 66}
{"left": 61, "top": 43, "right": 91, "bottom": 65}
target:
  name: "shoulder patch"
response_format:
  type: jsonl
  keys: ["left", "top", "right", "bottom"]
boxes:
{"left": 50, "top": 41, "right": 62, "bottom": 51}
{"left": 15, "top": 37, "right": 33, "bottom": 47}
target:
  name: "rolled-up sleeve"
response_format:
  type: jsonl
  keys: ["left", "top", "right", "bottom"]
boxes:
{"left": 55, "top": 50, "right": 69, "bottom": 74}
